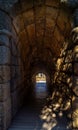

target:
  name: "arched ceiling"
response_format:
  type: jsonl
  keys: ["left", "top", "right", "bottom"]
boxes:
{"left": 10, "top": 0, "right": 72, "bottom": 75}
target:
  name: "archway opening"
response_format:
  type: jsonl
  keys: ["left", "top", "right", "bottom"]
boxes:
{"left": 35, "top": 73, "right": 48, "bottom": 99}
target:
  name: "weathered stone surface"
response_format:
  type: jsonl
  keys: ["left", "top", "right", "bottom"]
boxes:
{"left": 0, "top": 34, "right": 9, "bottom": 46}
{"left": 57, "top": 9, "right": 71, "bottom": 33}
{"left": 0, "top": 66, "right": 10, "bottom": 83}
{"left": 0, "top": 46, "right": 11, "bottom": 64}
{"left": 0, "top": 11, "right": 11, "bottom": 31}
{"left": 10, "top": 66, "right": 17, "bottom": 79}
{"left": 46, "top": 0, "right": 60, "bottom": 7}
{"left": 72, "top": 97, "right": 78, "bottom": 128}
{"left": 74, "top": 63, "right": 78, "bottom": 75}
{"left": 3, "top": 98, "right": 11, "bottom": 130}
{"left": 27, "top": 24, "right": 35, "bottom": 43}
{"left": 46, "top": 7, "right": 58, "bottom": 20}
{"left": 23, "top": 9, "right": 34, "bottom": 26}
{"left": 0, "top": 83, "right": 10, "bottom": 101}
{"left": 0, "top": 104, "right": 3, "bottom": 129}
{"left": 0, "top": 102, "right": 3, "bottom": 115}
{"left": 11, "top": 90, "right": 18, "bottom": 117}
{"left": 0, "top": 118, "right": 2, "bottom": 129}
{"left": 10, "top": 76, "right": 22, "bottom": 92}
{"left": 73, "top": 76, "right": 78, "bottom": 85}
{"left": 10, "top": 39, "right": 19, "bottom": 57}
{"left": 35, "top": 6, "right": 45, "bottom": 21}
{"left": 3, "top": 98, "right": 11, "bottom": 112}
{"left": 0, "top": 0, "right": 75, "bottom": 130}
{"left": 34, "top": 0, "right": 45, "bottom": 6}
{"left": 3, "top": 111, "right": 11, "bottom": 130}
{"left": 0, "top": 99, "right": 11, "bottom": 129}
{"left": 21, "top": 0, "right": 33, "bottom": 11}
{"left": 13, "top": 15, "right": 24, "bottom": 33}
{"left": 54, "top": 27, "right": 64, "bottom": 42}
{"left": 11, "top": 56, "right": 18, "bottom": 66}
{"left": 46, "top": 18, "right": 55, "bottom": 29}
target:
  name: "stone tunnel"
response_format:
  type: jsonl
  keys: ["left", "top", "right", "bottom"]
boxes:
{"left": 0, "top": 0, "right": 78, "bottom": 130}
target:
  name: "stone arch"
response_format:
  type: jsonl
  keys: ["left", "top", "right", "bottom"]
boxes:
{"left": 0, "top": 0, "right": 73, "bottom": 130}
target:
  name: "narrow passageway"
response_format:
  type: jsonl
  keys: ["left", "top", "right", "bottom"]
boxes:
{"left": 1, "top": 1, "right": 78, "bottom": 130}
{"left": 8, "top": 79, "right": 48, "bottom": 130}
{"left": 8, "top": 75, "right": 72, "bottom": 130}
{"left": 8, "top": 97, "right": 47, "bottom": 130}
{"left": 8, "top": 95, "right": 72, "bottom": 130}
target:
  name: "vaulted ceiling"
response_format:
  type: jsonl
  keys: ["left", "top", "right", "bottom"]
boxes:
{"left": 10, "top": 0, "right": 72, "bottom": 75}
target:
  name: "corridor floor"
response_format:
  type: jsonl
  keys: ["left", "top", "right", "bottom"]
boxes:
{"left": 8, "top": 84, "right": 72, "bottom": 130}
{"left": 8, "top": 98, "right": 46, "bottom": 130}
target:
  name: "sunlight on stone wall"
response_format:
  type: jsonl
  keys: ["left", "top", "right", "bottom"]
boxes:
{"left": 73, "top": 109, "right": 78, "bottom": 128}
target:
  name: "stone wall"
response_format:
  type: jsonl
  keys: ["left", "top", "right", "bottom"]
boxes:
{"left": 0, "top": 0, "right": 74, "bottom": 130}
{"left": 0, "top": 9, "right": 26, "bottom": 130}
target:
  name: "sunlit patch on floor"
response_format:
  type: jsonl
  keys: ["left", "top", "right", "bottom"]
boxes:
{"left": 72, "top": 108, "right": 78, "bottom": 128}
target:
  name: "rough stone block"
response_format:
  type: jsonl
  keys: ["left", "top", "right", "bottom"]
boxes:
{"left": 11, "top": 44, "right": 18, "bottom": 57}
{"left": 27, "top": 24, "right": 35, "bottom": 43}
{"left": 2, "top": 97, "right": 12, "bottom": 130}
{"left": 0, "top": 86, "right": 3, "bottom": 102}
{"left": 0, "top": 10, "right": 11, "bottom": 31}
{"left": 0, "top": 34, "right": 9, "bottom": 46}
{"left": 10, "top": 73, "right": 22, "bottom": 92}
{"left": 46, "top": 0, "right": 59, "bottom": 7}
{"left": 10, "top": 66, "right": 21, "bottom": 79}
{"left": 3, "top": 109, "right": 11, "bottom": 130}
{"left": 0, "top": 102, "right": 3, "bottom": 115}
{"left": 11, "top": 26, "right": 17, "bottom": 40}
{"left": 46, "top": 7, "right": 58, "bottom": 20}
{"left": 0, "top": 83, "right": 10, "bottom": 101}
{"left": 72, "top": 97, "right": 78, "bottom": 110}
{"left": 0, "top": 46, "right": 11, "bottom": 64}
{"left": 11, "top": 91, "right": 18, "bottom": 117}
{"left": 23, "top": 9, "right": 34, "bottom": 26}
{"left": 3, "top": 97, "right": 11, "bottom": 112}
{"left": 0, "top": 116, "right": 2, "bottom": 126}
{"left": 34, "top": 0, "right": 45, "bottom": 6}
{"left": 13, "top": 16, "right": 20, "bottom": 33}
{"left": 21, "top": 0, "right": 33, "bottom": 11}
{"left": 0, "top": 66, "right": 10, "bottom": 83}
{"left": 10, "top": 77, "right": 18, "bottom": 92}
{"left": 0, "top": 112, "right": 3, "bottom": 130}
{"left": 0, "top": 98, "right": 11, "bottom": 130}
{"left": 74, "top": 63, "right": 78, "bottom": 75}
{"left": 73, "top": 76, "right": 78, "bottom": 85}
{"left": 3, "top": 98, "right": 12, "bottom": 130}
